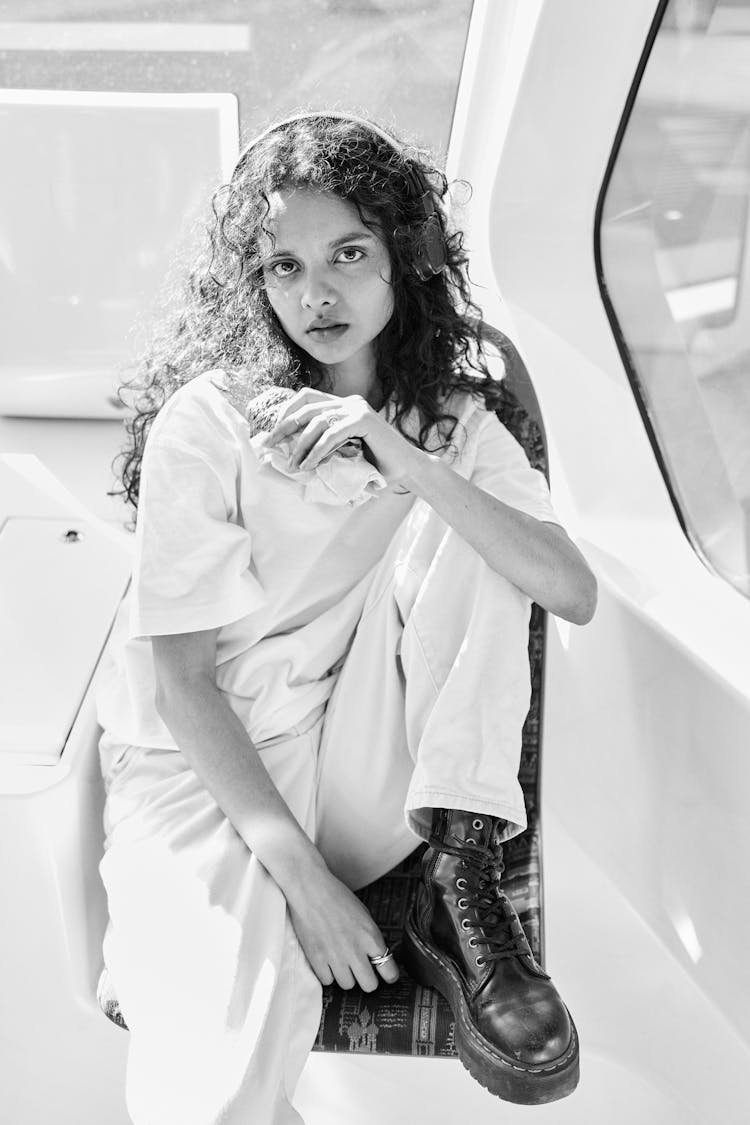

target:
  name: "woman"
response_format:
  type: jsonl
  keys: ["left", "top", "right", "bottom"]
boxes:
{"left": 96, "top": 111, "right": 596, "bottom": 1123}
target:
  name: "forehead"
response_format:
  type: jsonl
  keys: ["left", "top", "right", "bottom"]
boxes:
{"left": 262, "top": 187, "right": 376, "bottom": 250}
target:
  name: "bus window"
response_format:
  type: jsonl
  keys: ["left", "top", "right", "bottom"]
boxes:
{"left": 0, "top": 2, "right": 473, "bottom": 161}
{"left": 0, "top": 2, "right": 473, "bottom": 417}
{"left": 598, "top": 0, "right": 750, "bottom": 599}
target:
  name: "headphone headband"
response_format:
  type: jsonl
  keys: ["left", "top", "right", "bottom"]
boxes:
{"left": 234, "top": 111, "right": 447, "bottom": 281}
{"left": 237, "top": 110, "right": 406, "bottom": 164}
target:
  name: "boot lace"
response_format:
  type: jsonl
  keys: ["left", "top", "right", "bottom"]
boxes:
{"left": 428, "top": 833, "right": 529, "bottom": 965}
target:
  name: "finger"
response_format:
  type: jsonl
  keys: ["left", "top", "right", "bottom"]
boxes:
{"left": 314, "top": 962, "right": 334, "bottom": 987}
{"left": 275, "top": 388, "right": 339, "bottom": 423}
{"left": 296, "top": 423, "right": 356, "bottom": 470}
{"left": 286, "top": 387, "right": 335, "bottom": 405}
{"left": 276, "top": 387, "right": 333, "bottom": 417}
{"left": 267, "top": 411, "right": 308, "bottom": 441}
{"left": 353, "top": 955, "right": 398, "bottom": 992}
{"left": 331, "top": 964, "right": 356, "bottom": 991}
{"left": 353, "top": 960, "right": 381, "bottom": 994}
{"left": 267, "top": 401, "right": 316, "bottom": 433}
{"left": 373, "top": 953, "right": 400, "bottom": 985}
{"left": 291, "top": 419, "right": 339, "bottom": 469}
{"left": 269, "top": 406, "right": 335, "bottom": 446}
{"left": 363, "top": 937, "right": 400, "bottom": 985}
{"left": 297, "top": 941, "right": 333, "bottom": 986}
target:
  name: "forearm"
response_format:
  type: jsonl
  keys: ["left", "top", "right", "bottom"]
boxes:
{"left": 156, "top": 677, "right": 326, "bottom": 894}
{"left": 403, "top": 456, "right": 597, "bottom": 625}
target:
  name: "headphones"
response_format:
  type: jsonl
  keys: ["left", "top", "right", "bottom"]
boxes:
{"left": 234, "top": 110, "right": 448, "bottom": 282}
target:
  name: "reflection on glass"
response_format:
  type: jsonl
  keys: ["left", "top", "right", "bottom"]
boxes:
{"left": 600, "top": 0, "right": 750, "bottom": 598}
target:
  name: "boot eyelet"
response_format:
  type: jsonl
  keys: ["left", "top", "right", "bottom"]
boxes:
{"left": 466, "top": 837, "right": 476, "bottom": 846}
{"left": 475, "top": 956, "right": 485, "bottom": 967}
{"left": 468, "top": 937, "right": 478, "bottom": 948}
{"left": 461, "top": 918, "right": 472, "bottom": 930}
{"left": 457, "top": 897, "right": 468, "bottom": 909}
{"left": 472, "top": 818, "right": 484, "bottom": 830}
{"left": 456, "top": 878, "right": 468, "bottom": 890}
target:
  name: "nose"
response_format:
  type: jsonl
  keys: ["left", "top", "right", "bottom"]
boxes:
{"left": 300, "top": 264, "right": 338, "bottom": 310}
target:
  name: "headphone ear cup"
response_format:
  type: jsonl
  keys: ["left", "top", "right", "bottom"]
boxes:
{"left": 412, "top": 213, "right": 447, "bottom": 280}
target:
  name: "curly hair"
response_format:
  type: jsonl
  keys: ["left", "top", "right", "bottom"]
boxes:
{"left": 113, "top": 112, "right": 505, "bottom": 516}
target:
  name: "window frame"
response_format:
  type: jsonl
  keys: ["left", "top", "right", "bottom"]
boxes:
{"left": 592, "top": 0, "right": 750, "bottom": 589}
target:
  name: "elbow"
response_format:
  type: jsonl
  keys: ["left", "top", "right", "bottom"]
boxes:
{"left": 563, "top": 569, "right": 598, "bottom": 626}
{"left": 538, "top": 524, "right": 597, "bottom": 627}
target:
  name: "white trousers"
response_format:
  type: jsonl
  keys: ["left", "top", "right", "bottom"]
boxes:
{"left": 99, "top": 494, "right": 533, "bottom": 1125}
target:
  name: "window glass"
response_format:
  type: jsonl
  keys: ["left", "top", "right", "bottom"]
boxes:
{"left": 0, "top": 1, "right": 472, "bottom": 160}
{"left": 599, "top": 0, "right": 750, "bottom": 598}
{"left": 0, "top": 2, "right": 473, "bottom": 415}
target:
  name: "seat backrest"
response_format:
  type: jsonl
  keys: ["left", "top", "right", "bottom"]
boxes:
{"left": 477, "top": 319, "right": 550, "bottom": 483}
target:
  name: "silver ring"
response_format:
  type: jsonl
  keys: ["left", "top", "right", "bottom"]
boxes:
{"left": 367, "top": 946, "right": 394, "bottom": 967}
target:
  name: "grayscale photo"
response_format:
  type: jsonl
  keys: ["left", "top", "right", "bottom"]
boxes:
{"left": 1, "top": 2, "right": 748, "bottom": 1123}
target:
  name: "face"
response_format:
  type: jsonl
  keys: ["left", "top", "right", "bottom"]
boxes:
{"left": 260, "top": 187, "right": 394, "bottom": 395}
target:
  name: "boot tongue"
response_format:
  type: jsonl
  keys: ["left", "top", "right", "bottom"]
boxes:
{"left": 443, "top": 813, "right": 510, "bottom": 897}
{"left": 444, "top": 811, "right": 508, "bottom": 851}
{"left": 448, "top": 823, "right": 486, "bottom": 848}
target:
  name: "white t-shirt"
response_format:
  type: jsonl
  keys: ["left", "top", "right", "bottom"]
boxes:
{"left": 95, "top": 369, "right": 561, "bottom": 752}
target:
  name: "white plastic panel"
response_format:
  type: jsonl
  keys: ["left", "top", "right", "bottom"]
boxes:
{"left": 0, "top": 517, "right": 130, "bottom": 763}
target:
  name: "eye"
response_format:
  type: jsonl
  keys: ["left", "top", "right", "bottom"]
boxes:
{"left": 265, "top": 259, "right": 298, "bottom": 279}
{"left": 335, "top": 247, "right": 365, "bottom": 264}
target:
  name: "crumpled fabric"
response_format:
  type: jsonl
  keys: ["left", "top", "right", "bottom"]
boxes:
{"left": 255, "top": 433, "right": 388, "bottom": 507}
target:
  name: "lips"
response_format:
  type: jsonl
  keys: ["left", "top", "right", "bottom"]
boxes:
{"left": 306, "top": 321, "right": 349, "bottom": 342}
{"left": 307, "top": 319, "right": 347, "bottom": 333}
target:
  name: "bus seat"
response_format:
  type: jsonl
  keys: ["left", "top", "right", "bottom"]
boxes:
{"left": 98, "top": 322, "right": 551, "bottom": 1057}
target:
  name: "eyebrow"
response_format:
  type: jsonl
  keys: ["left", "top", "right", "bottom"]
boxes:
{"left": 329, "top": 230, "right": 377, "bottom": 249}
{"left": 265, "top": 230, "right": 377, "bottom": 259}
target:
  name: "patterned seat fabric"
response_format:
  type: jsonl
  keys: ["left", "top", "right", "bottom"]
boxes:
{"left": 99, "top": 328, "right": 549, "bottom": 1058}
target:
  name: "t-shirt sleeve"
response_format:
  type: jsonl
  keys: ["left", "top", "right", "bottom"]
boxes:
{"left": 470, "top": 410, "right": 562, "bottom": 526}
{"left": 129, "top": 432, "right": 265, "bottom": 639}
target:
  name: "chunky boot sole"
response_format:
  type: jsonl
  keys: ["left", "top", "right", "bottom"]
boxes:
{"left": 402, "top": 915, "right": 580, "bottom": 1105}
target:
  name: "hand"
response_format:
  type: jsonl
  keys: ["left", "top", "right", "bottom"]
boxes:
{"left": 283, "top": 857, "right": 400, "bottom": 992}
{"left": 265, "top": 387, "right": 433, "bottom": 490}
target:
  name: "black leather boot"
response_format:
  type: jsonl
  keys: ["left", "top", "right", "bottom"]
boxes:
{"left": 401, "top": 809, "right": 579, "bottom": 1104}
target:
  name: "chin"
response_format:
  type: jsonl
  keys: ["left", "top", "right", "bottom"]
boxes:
{"left": 305, "top": 339, "right": 362, "bottom": 364}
